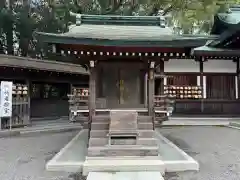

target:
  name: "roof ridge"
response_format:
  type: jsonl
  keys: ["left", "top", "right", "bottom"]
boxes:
{"left": 70, "top": 13, "right": 166, "bottom": 27}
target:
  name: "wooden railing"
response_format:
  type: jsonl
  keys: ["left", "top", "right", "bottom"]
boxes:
{"left": 154, "top": 95, "right": 175, "bottom": 110}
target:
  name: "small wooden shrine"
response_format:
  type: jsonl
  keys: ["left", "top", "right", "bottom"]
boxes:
{"left": 35, "top": 6, "right": 240, "bottom": 156}
{"left": 37, "top": 13, "right": 180, "bottom": 157}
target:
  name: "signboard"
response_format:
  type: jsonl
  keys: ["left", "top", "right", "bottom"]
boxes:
{"left": 0, "top": 81, "right": 13, "bottom": 117}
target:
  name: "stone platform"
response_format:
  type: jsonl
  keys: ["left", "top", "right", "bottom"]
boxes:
{"left": 86, "top": 172, "right": 164, "bottom": 180}
{"left": 46, "top": 129, "right": 199, "bottom": 176}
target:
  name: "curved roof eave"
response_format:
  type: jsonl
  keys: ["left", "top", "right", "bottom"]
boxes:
{"left": 36, "top": 31, "right": 218, "bottom": 48}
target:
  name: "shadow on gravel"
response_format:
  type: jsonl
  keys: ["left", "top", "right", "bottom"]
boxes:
{"left": 44, "top": 150, "right": 59, "bottom": 162}
{"left": 165, "top": 171, "right": 198, "bottom": 180}
{"left": 163, "top": 134, "right": 199, "bottom": 157}
{"left": 69, "top": 173, "right": 86, "bottom": 180}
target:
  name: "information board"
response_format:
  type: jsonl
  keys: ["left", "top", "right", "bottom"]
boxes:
{"left": 0, "top": 81, "right": 13, "bottom": 117}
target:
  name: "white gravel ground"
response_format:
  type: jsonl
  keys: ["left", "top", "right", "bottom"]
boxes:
{"left": 0, "top": 131, "right": 80, "bottom": 180}
{"left": 0, "top": 127, "right": 240, "bottom": 180}
{"left": 159, "top": 126, "right": 240, "bottom": 180}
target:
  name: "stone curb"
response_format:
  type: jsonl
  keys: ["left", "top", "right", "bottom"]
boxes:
{"left": 225, "top": 125, "right": 240, "bottom": 130}
{"left": 157, "top": 124, "right": 228, "bottom": 128}
{"left": 0, "top": 126, "right": 82, "bottom": 138}
{"left": 229, "top": 122, "right": 240, "bottom": 128}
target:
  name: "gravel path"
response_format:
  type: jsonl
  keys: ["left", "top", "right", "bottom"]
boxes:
{"left": 0, "top": 131, "right": 79, "bottom": 180}
{"left": 159, "top": 126, "right": 240, "bottom": 180}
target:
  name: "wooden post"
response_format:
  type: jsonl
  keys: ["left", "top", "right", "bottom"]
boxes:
{"left": 148, "top": 61, "right": 155, "bottom": 117}
{"left": 88, "top": 60, "right": 96, "bottom": 143}
{"left": 199, "top": 58, "right": 204, "bottom": 113}
{"left": 25, "top": 79, "right": 31, "bottom": 125}
{"left": 236, "top": 59, "right": 240, "bottom": 99}
{"left": 159, "top": 60, "right": 164, "bottom": 95}
{"left": 144, "top": 73, "right": 148, "bottom": 108}
{"left": 69, "top": 83, "right": 73, "bottom": 122}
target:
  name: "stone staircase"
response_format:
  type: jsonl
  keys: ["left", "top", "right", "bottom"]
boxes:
{"left": 87, "top": 112, "right": 159, "bottom": 158}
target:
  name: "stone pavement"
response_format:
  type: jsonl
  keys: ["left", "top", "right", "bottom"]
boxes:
{"left": 162, "top": 117, "right": 238, "bottom": 126}
{"left": 0, "top": 120, "right": 82, "bottom": 138}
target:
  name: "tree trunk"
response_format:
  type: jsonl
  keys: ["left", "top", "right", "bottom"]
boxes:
{"left": 6, "top": 0, "right": 14, "bottom": 55}
{"left": 6, "top": 23, "right": 14, "bottom": 55}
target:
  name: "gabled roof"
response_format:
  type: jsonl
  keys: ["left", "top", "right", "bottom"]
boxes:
{"left": 192, "top": 5, "right": 240, "bottom": 57}
{"left": 192, "top": 45, "right": 240, "bottom": 57}
{"left": 36, "top": 14, "right": 217, "bottom": 48}
{"left": 211, "top": 5, "right": 240, "bottom": 35}
{"left": 0, "top": 55, "right": 88, "bottom": 75}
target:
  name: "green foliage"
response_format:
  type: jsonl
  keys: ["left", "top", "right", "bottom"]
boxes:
{"left": 0, "top": 0, "right": 239, "bottom": 57}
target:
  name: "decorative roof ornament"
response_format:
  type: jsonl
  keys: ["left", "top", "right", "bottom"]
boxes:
{"left": 158, "top": 10, "right": 166, "bottom": 28}
{"left": 70, "top": 11, "right": 82, "bottom": 26}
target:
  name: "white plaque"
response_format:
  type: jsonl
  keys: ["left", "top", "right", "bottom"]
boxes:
{"left": 0, "top": 81, "right": 13, "bottom": 117}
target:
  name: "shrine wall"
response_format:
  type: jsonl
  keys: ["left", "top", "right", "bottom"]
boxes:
{"left": 164, "top": 59, "right": 199, "bottom": 72}
{"left": 203, "top": 60, "right": 236, "bottom": 73}
{"left": 163, "top": 59, "right": 237, "bottom": 73}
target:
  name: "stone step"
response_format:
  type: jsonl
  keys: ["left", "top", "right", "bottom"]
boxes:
{"left": 91, "top": 123, "right": 109, "bottom": 130}
{"left": 138, "top": 138, "right": 158, "bottom": 146}
{"left": 91, "top": 122, "right": 153, "bottom": 130}
{"left": 83, "top": 160, "right": 165, "bottom": 176}
{"left": 90, "top": 130, "right": 155, "bottom": 138}
{"left": 88, "top": 137, "right": 157, "bottom": 147}
{"left": 138, "top": 123, "right": 153, "bottom": 130}
{"left": 137, "top": 116, "right": 152, "bottom": 123}
{"left": 90, "top": 124, "right": 154, "bottom": 131}
{"left": 89, "top": 138, "right": 108, "bottom": 147}
{"left": 88, "top": 146, "right": 159, "bottom": 157}
{"left": 92, "top": 115, "right": 110, "bottom": 120}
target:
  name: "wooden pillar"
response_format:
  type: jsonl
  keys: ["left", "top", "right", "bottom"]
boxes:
{"left": 25, "top": 79, "right": 31, "bottom": 125}
{"left": 69, "top": 83, "right": 73, "bottom": 121}
{"left": 159, "top": 60, "right": 164, "bottom": 95}
{"left": 144, "top": 73, "right": 148, "bottom": 107}
{"left": 236, "top": 59, "right": 240, "bottom": 99}
{"left": 88, "top": 60, "right": 96, "bottom": 142}
{"left": 199, "top": 58, "right": 204, "bottom": 112}
{"left": 148, "top": 61, "right": 155, "bottom": 116}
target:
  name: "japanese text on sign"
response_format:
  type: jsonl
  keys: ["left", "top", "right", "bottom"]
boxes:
{"left": 0, "top": 81, "right": 12, "bottom": 117}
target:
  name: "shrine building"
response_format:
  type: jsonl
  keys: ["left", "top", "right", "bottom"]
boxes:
{"left": 36, "top": 6, "right": 240, "bottom": 117}
{"left": 0, "top": 6, "right": 240, "bottom": 129}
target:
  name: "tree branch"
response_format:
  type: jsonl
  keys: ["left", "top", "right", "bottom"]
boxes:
{"left": 148, "top": 6, "right": 159, "bottom": 16}
{"left": 163, "top": 5, "right": 174, "bottom": 15}
{"left": 104, "top": 0, "right": 124, "bottom": 15}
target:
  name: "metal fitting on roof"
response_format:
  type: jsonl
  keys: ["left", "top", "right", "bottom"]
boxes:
{"left": 76, "top": 14, "right": 82, "bottom": 26}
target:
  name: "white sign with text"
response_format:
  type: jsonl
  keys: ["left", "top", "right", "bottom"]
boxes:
{"left": 0, "top": 81, "right": 13, "bottom": 117}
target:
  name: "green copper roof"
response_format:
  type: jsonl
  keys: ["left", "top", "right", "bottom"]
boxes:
{"left": 211, "top": 5, "right": 240, "bottom": 34}
{"left": 36, "top": 14, "right": 218, "bottom": 47}
{"left": 78, "top": 14, "right": 164, "bottom": 26}
{"left": 193, "top": 45, "right": 240, "bottom": 57}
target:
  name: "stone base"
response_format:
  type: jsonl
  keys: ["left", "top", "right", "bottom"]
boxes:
{"left": 86, "top": 171, "right": 164, "bottom": 180}
{"left": 46, "top": 129, "right": 199, "bottom": 176}
{"left": 82, "top": 157, "right": 165, "bottom": 176}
